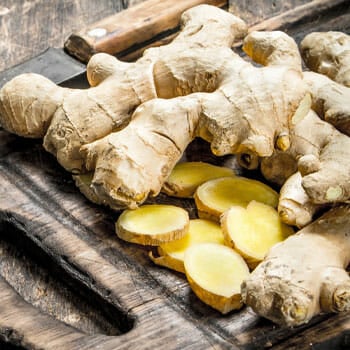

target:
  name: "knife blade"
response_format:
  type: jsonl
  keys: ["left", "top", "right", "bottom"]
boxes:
{"left": 0, "top": 0, "right": 227, "bottom": 89}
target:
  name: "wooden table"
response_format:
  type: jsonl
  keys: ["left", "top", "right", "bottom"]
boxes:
{"left": 0, "top": 1, "right": 349, "bottom": 349}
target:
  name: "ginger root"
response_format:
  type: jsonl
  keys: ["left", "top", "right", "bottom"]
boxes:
{"left": 302, "top": 71, "right": 350, "bottom": 136}
{"left": 261, "top": 109, "right": 350, "bottom": 227}
{"left": 300, "top": 32, "right": 350, "bottom": 135}
{"left": 0, "top": 5, "right": 307, "bottom": 210}
{"left": 300, "top": 31, "right": 350, "bottom": 87}
{"left": 1, "top": 5, "right": 350, "bottom": 326}
{"left": 241, "top": 204, "right": 350, "bottom": 327}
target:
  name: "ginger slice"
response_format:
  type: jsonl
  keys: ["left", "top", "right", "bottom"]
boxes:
{"left": 162, "top": 161, "right": 235, "bottom": 198}
{"left": 116, "top": 204, "right": 189, "bottom": 245}
{"left": 194, "top": 176, "right": 278, "bottom": 222}
{"left": 184, "top": 242, "right": 250, "bottom": 313}
{"left": 221, "top": 201, "right": 294, "bottom": 269}
{"left": 149, "top": 218, "right": 225, "bottom": 273}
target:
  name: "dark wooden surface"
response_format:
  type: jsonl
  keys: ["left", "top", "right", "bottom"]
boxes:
{"left": 0, "top": 1, "right": 350, "bottom": 349}
{"left": 1, "top": 133, "right": 349, "bottom": 350}
{"left": 228, "top": 0, "right": 312, "bottom": 24}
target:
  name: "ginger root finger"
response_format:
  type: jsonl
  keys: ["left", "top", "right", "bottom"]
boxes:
{"left": 116, "top": 204, "right": 189, "bottom": 246}
{"left": 184, "top": 243, "right": 250, "bottom": 314}
{"left": 81, "top": 95, "right": 202, "bottom": 209}
{"left": 0, "top": 74, "right": 67, "bottom": 138}
{"left": 241, "top": 204, "right": 350, "bottom": 327}
{"left": 277, "top": 172, "right": 322, "bottom": 228}
{"left": 300, "top": 31, "right": 350, "bottom": 87}
{"left": 263, "top": 109, "right": 350, "bottom": 220}
{"left": 243, "top": 30, "right": 302, "bottom": 71}
{"left": 303, "top": 71, "right": 350, "bottom": 136}
{"left": 0, "top": 60, "right": 156, "bottom": 174}
{"left": 86, "top": 52, "right": 130, "bottom": 87}
{"left": 292, "top": 111, "right": 350, "bottom": 204}
{"left": 300, "top": 32, "right": 350, "bottom": 136}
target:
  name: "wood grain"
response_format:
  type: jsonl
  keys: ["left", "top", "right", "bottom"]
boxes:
{"left": 0, "top": 0, "right": 145, "bottom": 72}
{"left": 228, "top": 0, "right": 312, "bottom": 25}
{"left": 64, "top": 0, "right": 227, "bottom": 63}
{"left": 1, "top": 1, "right": 350, "bottom": 349}
{"left": 0, "top": 135, "right": 236, "bottom": 349}
{"left": 0, "top": 134, "right": 349, "bottom": 349}
{"left": 247, "top": 0, "right": 350, "bottom": 34}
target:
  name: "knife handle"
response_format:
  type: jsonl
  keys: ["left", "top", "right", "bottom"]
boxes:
{"left": 64, "top": 0, "right": 227, "bottom": 63}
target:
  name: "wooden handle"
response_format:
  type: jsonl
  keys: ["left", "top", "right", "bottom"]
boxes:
{"left": 64, "top": 0, "right": 227, "bottom": 63}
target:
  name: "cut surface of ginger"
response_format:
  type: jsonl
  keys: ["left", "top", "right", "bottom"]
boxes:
{"left": 162, "top": 161, "right": 235, "bottom": 198}
{"left": 221, "top": 201, "right": 294, "bottom": 269}
{"left": 184, "top": 242, "right": 250, "bottom": 314}
{"left": 149, "top": 218, "right": 225, "bottom": 273}
{"left": 194, "top": 176, "right": 279, "bottom": 222}
{"left": 116, "top": 204, "right": 189, "bottom": 245}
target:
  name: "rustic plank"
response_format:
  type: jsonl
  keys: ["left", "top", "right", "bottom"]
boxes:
{"left": 1, "top": 130, "right": 349, "bottom": 350}
{"left": 228, "top": 0, "right": 312, "bottom": 25}
{"left": 1, "top": 1, "right": 350, "bottom": 349}
{"left": 0, "top": 0, "right": 145, "bottom": 72}
{"left": 0, "top": 163, "right": 233, "bottom": 349}
{"left": 246, "top": 0, "right": 350, "bottom": 32}
{"left": 271, "top": 313, "right": 350, "bottom": 349}
{"left": 0, "top": 235, "right": 124, "bottom": 336}
{"left": 64, "top": 0, "right": 227, "bottom": 63}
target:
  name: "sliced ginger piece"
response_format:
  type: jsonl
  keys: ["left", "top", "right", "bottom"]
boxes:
{"left": 221, "top": 201, "right": 294, "bottom": 269}
{"left": 184, "top": 242, "right": 250, "bottom": 313}
{"left": 194, "top": 176, "right": 279, "bottom": 222}
{"left": 149, "top": 218, "right": 225, "bottom": 273}
{"left": 116, "top": 204, "right": 189, "bottom": 245}
{"left": 162, "top": 161, "right": 235, "bottom": 198}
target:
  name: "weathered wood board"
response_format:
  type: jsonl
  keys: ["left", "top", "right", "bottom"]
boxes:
{"left": 0, "top": 0, "right": 350, "bottom": 349}
{"left": 0, "top": 0, "right": 146, "bottom": 72}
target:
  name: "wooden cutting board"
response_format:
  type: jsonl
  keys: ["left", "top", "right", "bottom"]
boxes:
{"left": 0, "top": 1, "right": 350, "bottom": 349}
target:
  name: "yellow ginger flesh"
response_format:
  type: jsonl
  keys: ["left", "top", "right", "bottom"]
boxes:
{"left": 162, "top": 161, "right": 235, "bottom": 198}
{"left": 184, "top": 243, "right": 250, "bottom": 314}
{"left": 116, "top": 204, "right": 189, "bottom": 245}
{"left": 150, "top": 218, "right": 225, "bottom": 273}
{"left": 221, "top": 201, "right": 294, "bottom": 269}
{"left": 194, "top": 176, "right": 279, "bottom": 222}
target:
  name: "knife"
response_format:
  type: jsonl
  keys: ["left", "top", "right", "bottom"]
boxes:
{"left": 0, "top": 0, "right": 227, "bottom": 89}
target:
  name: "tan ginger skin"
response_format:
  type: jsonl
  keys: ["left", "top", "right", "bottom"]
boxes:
{"left": 262, "top": 109, "right": 350, "bottom": 228}
{"left": 300, "top": 32, "right": 350, "bottom": 135}
{"left": 300, "top": 31, "right": 350, "bottom": 87}
{"left": 0, "top": 6, "right": 350, "bottom": 221}
{"left": 242, "top": 204, "right": 350, "bottom": 327}
{"left": 0, "top": 5, "right": 308, "bottom": 210}
{"left": 260, "top": 31, "right": 350, "bottom": 227}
